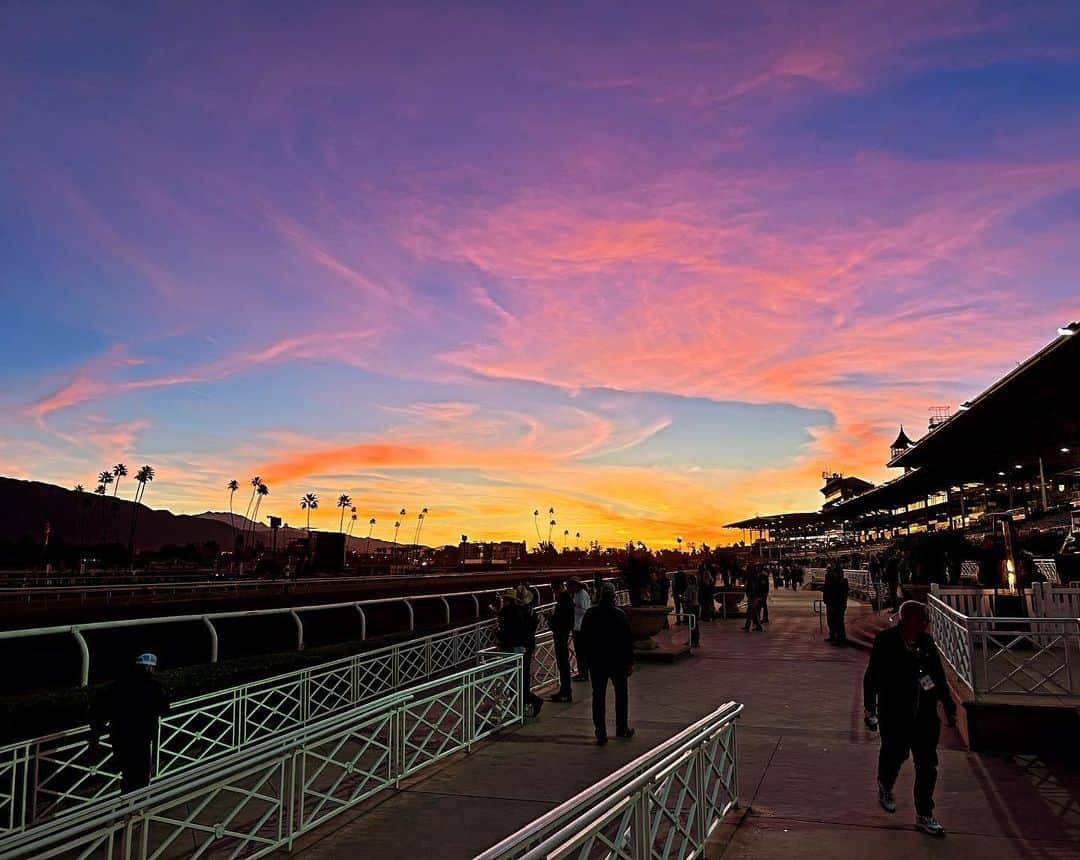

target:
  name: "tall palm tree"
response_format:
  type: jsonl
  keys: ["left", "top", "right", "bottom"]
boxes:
{"left": 337, "top": 494, "right": 352, "bottom": 534}
{"left": 94, "top": 479, "right": 110, "bottom": 543}
{"left": 366, "top": 517, "right": 376, "bottom": 554}
{"left": 563, "top": 529, "right": 569, "bottom": 550}
{"left": 73, "top": 484, "right": 84, "bottom": 545}
{"left": 548, "top": 516, "right": 556, "bottom": 547}
{"left": 127, "top": 464, "right": 154, "bottom": 560}
{"left": 533, "top": 509, "right": 542, "bottom": 545}
{"left": 575, "top": 531, "right": 581, "bottom": 550}
{"left": 226, "top": 479, "right": 240, "bottom": 549}
{"left": 392, "top": 517, "right": 402, "bottom": 544}
{"left": 347, "top": 509, "right": 358, "bottom": 538}
{"left": 242, "top": 475, "right": 262, "bottom": 549}
{"left": 111, "top": 463, "right": 127, "bottom": 496}
{"left": 248, "top": 482, "right": 269, "bottom": 549}
{"left": 300, "top": 493, "right": 318, "bottom": 534}
{"left": 413, "top": 507, "right": 429, "bottom": 546}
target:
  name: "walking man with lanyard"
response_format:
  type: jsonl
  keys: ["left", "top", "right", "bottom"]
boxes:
{"left": 864, "top": 601, "right": 956, "bottom": 837}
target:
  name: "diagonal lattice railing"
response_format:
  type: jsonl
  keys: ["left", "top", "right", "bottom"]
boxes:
{"left": 475, "top": 701, "right": 743, "bottom": 860}
{"left": 929, "top": 594, "right": 1078, "bottom": 701}
{"left": 0, "top": 655, "right": 525, "bottom": 860}
{"left": 0, "top": 589, "right": 624, "bottom": 838}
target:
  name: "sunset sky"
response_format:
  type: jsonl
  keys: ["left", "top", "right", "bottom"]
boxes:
{"left": 2, "top": 2, "right": 1078, "bottom": 548}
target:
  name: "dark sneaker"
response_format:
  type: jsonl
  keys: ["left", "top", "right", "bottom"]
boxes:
{"left": 879, "top": 786, "right": 897, "bottom": 814}
{"left": 915, "top": 816, "right": 946, "bottom": 837}
{"left": 616, "top": 728, "right": 635, "bottom": 739}
{"left": 549, "top": 694, "right": 571, "bottom": 703}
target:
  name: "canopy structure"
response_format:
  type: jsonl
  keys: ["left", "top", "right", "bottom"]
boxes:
{"left": 887, "top": 322, "right": 1080, "bottom": 483}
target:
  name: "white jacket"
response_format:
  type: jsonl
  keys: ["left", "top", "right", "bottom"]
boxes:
{"left": 572, "top": 590, "right": 591, "bottom": 631}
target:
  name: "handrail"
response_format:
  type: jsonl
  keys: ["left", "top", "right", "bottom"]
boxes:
{"left": 0, "top": 654, "right": 525, "bottom": 860}
{"left": 0, "top": 576, "right": 623, "bottom": 687}
{"left": 0, "top": 586, "right": 627, "bottom": 836}
{"left": 476, "top": 701, "right": 744, "bottom": 860}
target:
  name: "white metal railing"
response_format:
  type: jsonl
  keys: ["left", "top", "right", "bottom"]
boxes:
{"left": 475, "top": 702, "right": 743, "bottom": 860}
{"left": 0, "top": 654, "right": 524, "bottom": 860}
{"left": 0, "top": 576, "right": 624, "bottom": 688}
{"left": 844, "top": 569, "right": 878, "bottom": 602}
{"left": 0, "top": 589, "right": 627, "bottom": 836}
{"left": 928, "top": 594, "right": 1078, "bottom": 701}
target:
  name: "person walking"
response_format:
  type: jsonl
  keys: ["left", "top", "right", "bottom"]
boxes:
{"left": 700, "top": 565, "right": 715, "bottom": 621}
{"left": 672, "top": 568, "right": 687, "bottom": 619}
{"left": 823, "top": 564, "right": 850, "bottom": 645}
{"left": 548, "top": 580, "right": 574, "bottom": 702}
{"left": 864, "top": 601, "right": 956, "bottom": 837}
{"left": 742, "top": 569, "right": 763, "bottom": 632}
{"left": 89, "top": 653, "right": 169, "bottom": 793}
{"left": 570, "top": 579, "right": 592, "bottom": 681}
{"left": 497, "top": 590, "right": 543, "bottom": 717}
{"left": 683, "top": 574, "right": 701, "bottom": 646}
{"left": 580, "top": 583, "right": 635, "bottom": 744}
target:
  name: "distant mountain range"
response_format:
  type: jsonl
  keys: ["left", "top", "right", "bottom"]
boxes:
{"left": 0, "top": 477, "right": 419, "bottom": 551}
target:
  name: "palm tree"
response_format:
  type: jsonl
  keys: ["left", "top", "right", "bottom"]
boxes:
{"left": 300, "top": 493, "right": 318, "bottom": 534}
{"left": 248, "top": 482, "right": 269, "bottom": 549}
{"left": 366, "top": 517, "right": 376, "bottom": 554}
{"left": 111, "top": 463, "right": 127, "bottom": 496}
{"left": 337, "top": 494, "right": 352, "bottom": 534}
{"left": 73, "top": 484, "right": 85, "bottom": 544}
{"left": 575, "top": 531, "right": 581, "bottom": 550}
{"left": 563, "top": 528, "right": 569, "bottom": 550}
{"left": 548, "top": 517, "right": 556, "bottom": 548}
{"left": 127, "top": 464, "right": 154, "bottom": 560}
{"left": 227, "top": 479, "right": 240, "bottom": 550}
{"left": 392, "top": 518, "right": 402, "bottom": 544}
{"left": 413, "top": 507, "right": 429, "bottom": 545}
{"left": 533, "top": 509, "right": 542, "bottom": 545}
{"left": 242, "top": 475, "right": 262, "bottom": 549}
{"left": 347, "top": 509, "right": 358, "bottom": 538}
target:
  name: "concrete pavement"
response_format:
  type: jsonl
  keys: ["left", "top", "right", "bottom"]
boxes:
{"left": 284, "top": 590, "right": 1080, "bottom": 859}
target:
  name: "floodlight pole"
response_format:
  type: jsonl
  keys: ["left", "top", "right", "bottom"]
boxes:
{"left": 1038, "top": 457, "right": 1049, "bottom": 512}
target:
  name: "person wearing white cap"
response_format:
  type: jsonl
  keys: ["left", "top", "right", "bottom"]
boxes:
{"left": 89, "top": 652, "right": 169, "bottom": 793}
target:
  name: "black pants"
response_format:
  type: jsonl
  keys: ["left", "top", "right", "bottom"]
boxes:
{"left": 760, "top": 595, "right": 769, "bottom": 622}
{"left": 878, "top": 715, "right": 940, "bottom": 816}
{"left": 553, "top": 632, "right": 572, "bottom": 697}
{"left": 688, "top": 607, "right": 700, "bottom": 645}
{"left": 572, "top": 630, "right": 588, "bottom": 679}
{"left": 826, "top": 604, "right": 847, "bottom": 641}
{"left": 591, "top": 668, "right": 629, "bottom": 739}
{"left": 114, "top": 741, "right": 153, "bottom": 794}
{"left": 743, "top": 599, "right": 762, "bottom": 630}
{"left": 522, "top": 648, "right": 543, "bottom": 711}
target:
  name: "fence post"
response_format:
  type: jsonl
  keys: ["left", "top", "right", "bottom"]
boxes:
{"left": 290, "top": 610, "right": 305, "bottom": 651}
{"left": 203, "top": 617, "right": 219, "bottom": 663}
{"left": 355, "top": 604, "right": 366, "bottom": 641}
{"left": 632, "top": 784, "right": 651, "bottom": 859}
{"left": 72, "top": 628, "right": 90, "bottom": 687}
{"left": 403, "top": 598, "right": 415, "bottom": 631}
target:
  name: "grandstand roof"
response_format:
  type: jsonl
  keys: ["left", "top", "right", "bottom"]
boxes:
{"left": 889, "top": 321, "right": 1080, "bottom": 481}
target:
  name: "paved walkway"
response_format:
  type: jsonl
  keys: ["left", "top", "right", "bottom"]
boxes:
{"left": 285, "top": 591, "right": 1080, "bottom": 859}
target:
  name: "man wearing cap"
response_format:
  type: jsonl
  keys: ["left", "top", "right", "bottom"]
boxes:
{"left": 497, "top": 590, "right": 543, "bottom": 717}
{"left": 580, "top": 582, "right": 635, "bottom": 744}
{"left": 89, "top": 653, "right": 170, "bottom": 793}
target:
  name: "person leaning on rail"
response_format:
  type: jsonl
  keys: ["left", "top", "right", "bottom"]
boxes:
{"left": 89, "top": 652, "right": 170, "bottom": 794}
{"left": 863, "top": 601, "right": 956, "bottom": 838}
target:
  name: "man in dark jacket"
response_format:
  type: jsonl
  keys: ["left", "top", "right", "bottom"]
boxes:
{"left": 580, "top": 583, "right": 635, "bottom": 744}
{"left": 89, "top": 653, "right": 169, "bottom": 794}
{"left": 742, "top": 569, "right": 763, "bottom": 632}
{"left": 864, "top": 601, "right": 956, "bottom": 838}
{"left": 548, "top": 581, "right": 575, "bottom": 702}
{"left": 497, "top": 590, "right": 543, "bottom": 717}
{"left": 822, "top": 564, "right": 850, "bottom": 645}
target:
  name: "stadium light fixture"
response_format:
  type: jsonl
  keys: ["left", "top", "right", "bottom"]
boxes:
{"left": 998, "top": 471, "right": 1006, "bottom": 476}
{"left": 1015, "top": 464, "right": 1023, "bottom": 469}
{"left": 1062, "top": 447, "right": 1071, "bottom": 453}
